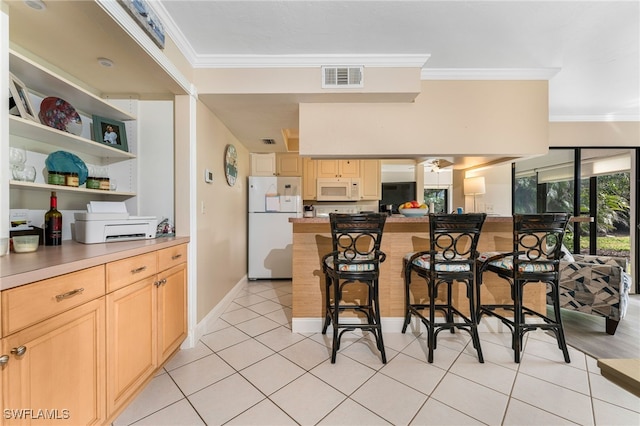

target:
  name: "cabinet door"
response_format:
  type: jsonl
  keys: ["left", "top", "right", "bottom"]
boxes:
{"left": 316, "top": 160, "right": 340, "bottom": 178}
{"left": 276, "top": 153, "right": 302, "bottom": 176}
{"left": 339, "top": 160, "right": 360, "bottom": 178}
{"left": 250, "top": 153, "right": 276, "bottom": 176}
{"left": 157, "top": 264, "right": 187, "bottom": 364}
{"left": 106, "top": 277, "right": 156, "bottom": 417}
{"left": 2, "top": 298, "right": 105, "bottom": 425}
{"left": 360, "top": 160, "right": 381, "bottom": 200}
{"left": 302, "top": 157, "right": 317, "bottom": 200}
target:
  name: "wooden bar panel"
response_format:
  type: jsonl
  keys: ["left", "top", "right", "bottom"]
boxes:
{"left": 291, "top": 217, "right": 546, "bottom": 320}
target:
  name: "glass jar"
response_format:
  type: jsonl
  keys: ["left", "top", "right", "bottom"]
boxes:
{"left": 86, "top": 176, "right": 101, "bottom": 190}
{"left": 65, "top": 172, "right": 79, "bottom": 187}
{"left": 47, "top": 171, "right": 65, "bottom": 185}
{"left": 99, "top": 177, "right": 111, "bottom": 191}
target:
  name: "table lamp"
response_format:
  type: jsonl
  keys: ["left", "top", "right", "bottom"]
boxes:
{"left": 464, "top": 176, "right": 486, "bottom": 212}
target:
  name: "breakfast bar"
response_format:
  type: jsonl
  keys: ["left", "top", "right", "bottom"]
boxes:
{"left": 289, "top": 215, "right": 546, "bottom": 332}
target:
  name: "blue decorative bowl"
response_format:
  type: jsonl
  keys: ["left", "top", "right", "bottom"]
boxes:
{"left": 399, "top": 208, "right": 428, "bottom": 217}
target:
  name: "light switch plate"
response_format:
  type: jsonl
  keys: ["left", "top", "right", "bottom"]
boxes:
{"left": 205, "top": 169, "right": 214, "bottom": 183}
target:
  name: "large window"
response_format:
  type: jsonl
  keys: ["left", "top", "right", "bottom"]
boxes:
{"left": 424, "top": 188, "right": 448, "bottom": 214}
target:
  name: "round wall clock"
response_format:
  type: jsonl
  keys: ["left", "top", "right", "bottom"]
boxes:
{"left": 224, "top": 144, "right": 238, "bottom": 186}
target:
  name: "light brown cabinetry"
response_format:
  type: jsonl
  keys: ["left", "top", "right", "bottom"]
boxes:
{"left": 302, "top": 157, "right": 317, "bottom": 200}
{"left": 316, "top": 159, "right": 360, "bottom": 178}
{"left": 250, "top": 153, "right": 276, "bottom": 176}
{"left": 0, "top": 266, "right": 106, "bottom": 425}
{"left": 360, "top": 160, "right": 381, "bottom": 200}
{"left": 105, "top": 244, "right": 187, "bottom": 419}
{"left": 276, "top": 153, "right": 303, "bottom": 176}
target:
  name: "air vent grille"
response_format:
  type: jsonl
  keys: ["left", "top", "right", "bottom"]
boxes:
{"left": 322, "top": 66, "right": 364, "bottom": 88}
{"left": 261, "top": 138, "right": 276, "bottom": 145}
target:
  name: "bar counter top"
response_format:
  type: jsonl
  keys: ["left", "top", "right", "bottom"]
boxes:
{"left": 290, "top": 215, "right": 513, "bottom": 224}
{"left": 0, "top": 236, "right": 190, "bottom": 291}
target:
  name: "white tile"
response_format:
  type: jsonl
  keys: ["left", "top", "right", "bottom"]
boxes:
{"left": 200, "top": 325, "right": 250, "bottom": 352}
{"left": 255, "top": 325, "right": 305, "bottom": 352}
{"left": 113, "top": 373, "right": 183, "bottom": 426}
{"left": 168, "top": 353, "right": 235, "bottom": 396}
{"left": 592, "top": 398, "right": 640, "bottom": 425}
{"left": 201, "top": 317, "right": 231, "bottom": 334}
{"left": 341, "top": 335, "right": 395, "bottom": 367}
{"left": 411, "top": 398, "right": 484, "bottom": 425}
{"left": 450, "top": 351, "right": 517, "bottom": 395}
{"left": 379, "top": 353, "right": 447, "bottom": 395}
{"left": 220, "top": 307, "right": 262, "bottom": 325}
{"left": 402, "top": 336, "right": 461, "bottom": 370}
{"left": 522, "top": 335, "right": 586, "bottom": 369}
{"left": 263, "top": 306, "right": 292, "bottom": 325}
{"left": 350, "top": 373, "right": 428, "bottom": 425}
{"left": 216, "top": 338, "right": 274, "bottom": 371}
{"left": 234, "top": 315, "right": 281, "bottom": 337}
{"left": 471, "top": 338, "right": 519, "bottom": 370}
{"left": 280, "top": 338, "right": 332, "bottom": 370}
{"left": 431, "top": 329, "right": 472, "bottom": 353}
{"left": 188, "top": 373, "right": 265, "bottom": 425}
{"left": 163, "top": 341, "right": 213, "bottom": 372}
{"left": 273, "top": 293, "right": 293, "bottom": 307}
{"left": 518, "top": 352, "right": 590, "bottom": 395}
{"left": 310, "top": 356, "right": 377, "bottom": 395}
{"left": 270, "top": 373, "right": 346, "bottom": 425}
{"left": 589, "top": 372, "right": 640, "bottom": 412}
{"left": 585, "top": 355, "right": 601, "bottom": 375}
{"left": 131, "top": 399, "right": 205, "bottom": 426}
{"left": 241, "top": 353, "right": 306, "bottom": 395}
{"left": 381, "top": 330, "right": 419, "bottom": 352}
{"left": 318, "top": 398, "right": 392, "bottom": 425}
{"left": 245, "top": 282, "right": 273, "bottom": 294}
{"left": 502, "top": 398, "right": 577, "bottom": 425}
{"left": 224, "top": 301, "right": 245, "bottom": 313}
{"left": 431, "top": 373, "right": 509, "bottom": 425}
{"left": 225, "top": 399, "right": 297, "bottom": 425}
{"left": 232, "top": 293, "right": 269, "bottom": 307}
{"left": 511, "top": 373, "right": 594, "bottom": 425}
{"left": 247, "top": 299, "right": 284, "bottom": 315}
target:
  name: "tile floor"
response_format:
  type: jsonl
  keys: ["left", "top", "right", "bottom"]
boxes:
{"left": 114, "top": 280, "right": 640, "bottom": 425}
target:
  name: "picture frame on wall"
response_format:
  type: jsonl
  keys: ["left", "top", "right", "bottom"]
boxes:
{"left": 119, "top": 0, "right": 166, "bottom": 49}
{"left": 8, "top": 73, "right": 39, "bottom": 123}
{"left": 92, "top": 115, "right": 129, "bottom": 152}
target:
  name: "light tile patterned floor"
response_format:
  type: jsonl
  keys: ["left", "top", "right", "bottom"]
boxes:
{"left": 114, "top": 280, "right": 640, "bottom": 425}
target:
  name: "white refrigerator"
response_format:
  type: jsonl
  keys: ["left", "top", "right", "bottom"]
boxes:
{"left": 248, "top": 176, "right": 302, "bottom": 279}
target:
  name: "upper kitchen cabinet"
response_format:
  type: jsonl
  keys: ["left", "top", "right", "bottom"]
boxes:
{"left": 360, "top": 160, "right": 381, "bottom": 200}
{"left": 316, "top": 159, "right": 360, "bottom": 178}
{"left": 276, "top": 153, "right": 303, "bottom": 177}
{"left": 302, "top": 157, "right": 317, "bottom": 200}
{"left": 250, "top": 153, "right": 277, "bottom": 176}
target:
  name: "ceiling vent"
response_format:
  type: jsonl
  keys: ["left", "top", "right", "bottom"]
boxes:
{"left": 322, "top": 66, "right": 364, "bottom": 88}
{"left": 261, "top": 138, "right": 276, "bottom": 145}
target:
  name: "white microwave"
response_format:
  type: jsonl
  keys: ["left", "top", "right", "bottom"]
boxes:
{"left": 316, "top": 178, "right": 361, "bottom": 201}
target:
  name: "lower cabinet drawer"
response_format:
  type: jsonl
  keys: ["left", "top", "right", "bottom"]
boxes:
{"left": 157, "top": 244, "right": 187, "bottom": 269}
{"left": 106, "top": 252, "right": 157, "bottom": 293}
{"left": 1, "top": 265, "right": 106, "bottom": 336}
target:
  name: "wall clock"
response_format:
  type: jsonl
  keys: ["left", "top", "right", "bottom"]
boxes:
{"left": 224, "top": 144, "right": 238, "bottom": 186}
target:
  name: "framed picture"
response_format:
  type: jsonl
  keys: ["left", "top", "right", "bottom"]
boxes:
{"left": 119, "top": 0, "right": 165, "bottom": 49}
{"left": 8, "top": 73, "right": 38, "bottom": 122}
{"left": 92, "top": 115, "right": 129, "bottom": 152}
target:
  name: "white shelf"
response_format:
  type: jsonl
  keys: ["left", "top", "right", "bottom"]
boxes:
{"left": 10, "top": 181, "right": 136, "bottom": 198}
{"left": 9, "top": 50, "right": 135, "bottom": 121}
{"left": 9, "top": 115, "right": 136, "bottom": 161}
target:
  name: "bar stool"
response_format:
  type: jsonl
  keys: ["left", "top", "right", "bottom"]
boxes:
{"left": 402, "top": 213, "right": 487, "bottom": 363}
{"left": 476, "top": 213, "right": 572, "bottom": 363}
{"left": 322, "top": 213, "right": 387, "bottom": 363}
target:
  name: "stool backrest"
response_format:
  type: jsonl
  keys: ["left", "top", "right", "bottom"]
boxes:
{"left": 429, "top": 213, "right": 487, "bottom": 271}
{"left": 328, "top": 213, "right": 387, "bottom": 272}
{"left": 513, "top": 213, "right": 572, "bottom": 275}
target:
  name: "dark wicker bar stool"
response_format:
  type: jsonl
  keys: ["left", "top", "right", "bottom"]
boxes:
{"left": 476, "top": 213, "right": 572, "bottom": 363}
{"left": 322, "top": 213, "right": 387, "bottom": 363}
{"left": 402, "top": 213, "right": 487, "bottom": 363}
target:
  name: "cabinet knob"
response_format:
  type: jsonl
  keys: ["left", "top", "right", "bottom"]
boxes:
{"left": 11, "top": 346, "right": 27, "bottom": 357}
{"left": 0, "top": 355, "right": 9, "bottom": 365}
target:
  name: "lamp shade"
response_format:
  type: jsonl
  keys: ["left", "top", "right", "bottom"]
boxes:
{"left": 464, "top": 176, "right": 486, "bottom": 195}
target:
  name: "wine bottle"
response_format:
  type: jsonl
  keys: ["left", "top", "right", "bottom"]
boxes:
{"left": 44, "top": 191, "right": 62, "bottom": 246}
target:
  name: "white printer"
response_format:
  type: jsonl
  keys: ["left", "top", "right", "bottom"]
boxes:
{"left": 73, "top": 202, "right": 157, "bottom": 244}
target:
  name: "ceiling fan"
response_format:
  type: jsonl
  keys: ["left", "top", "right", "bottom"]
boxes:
{"left": 424, "top": 158, "right": 453, "bottom": 172}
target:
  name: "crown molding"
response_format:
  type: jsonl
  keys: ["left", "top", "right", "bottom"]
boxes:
{"left": 549, "top": 114, "right": 640, "bottom": 122}
{"left": 421, "top": 68, "right": 561, "bottom": 80}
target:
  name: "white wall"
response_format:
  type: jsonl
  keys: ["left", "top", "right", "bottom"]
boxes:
{"left": 465, "top": 163, "right": 512, "bottom": 216}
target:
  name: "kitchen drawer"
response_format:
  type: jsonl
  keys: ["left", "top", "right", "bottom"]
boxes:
{"left": 1, "top": 265, "right": 105, "bottom": 335}
{"left": 106, "top": 252, "right": 158, "bottom": 292}
{"left": 158, "top": 244, "right": 188, "bottom": 270}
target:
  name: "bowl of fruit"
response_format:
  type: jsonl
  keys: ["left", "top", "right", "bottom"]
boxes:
{"left": 399, "top": 201, "right": 429, "bottom": 217}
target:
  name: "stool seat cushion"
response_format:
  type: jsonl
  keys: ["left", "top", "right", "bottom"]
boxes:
{"left": 324, "top": 254, "right": 376, "bottom": 271}
{"left": 478, "top": 252, "right": 556, "bottom": 273}
{"left": 404, "top": 252, "right": 471, "bottom": 272}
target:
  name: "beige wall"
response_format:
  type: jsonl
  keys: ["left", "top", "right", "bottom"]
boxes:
{"left": 549, "top": 121, "right": 640, "bottom": 147}
{"left": 195, "top": 100, "right": 249, "bottom": 323}
{"left": 299, "top": 80, "right": 550, "bottom": 158}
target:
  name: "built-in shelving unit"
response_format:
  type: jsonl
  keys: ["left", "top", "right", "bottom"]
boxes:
{"left": 9, "top": 180, "right": 136, "bottom": 197}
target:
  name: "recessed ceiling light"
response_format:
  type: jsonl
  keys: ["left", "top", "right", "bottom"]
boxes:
{"left": 97, "top": 57, "right": 115, "bottom": 68}
{"left": 24, "top": 0, "right": 46, "bottom": 10}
